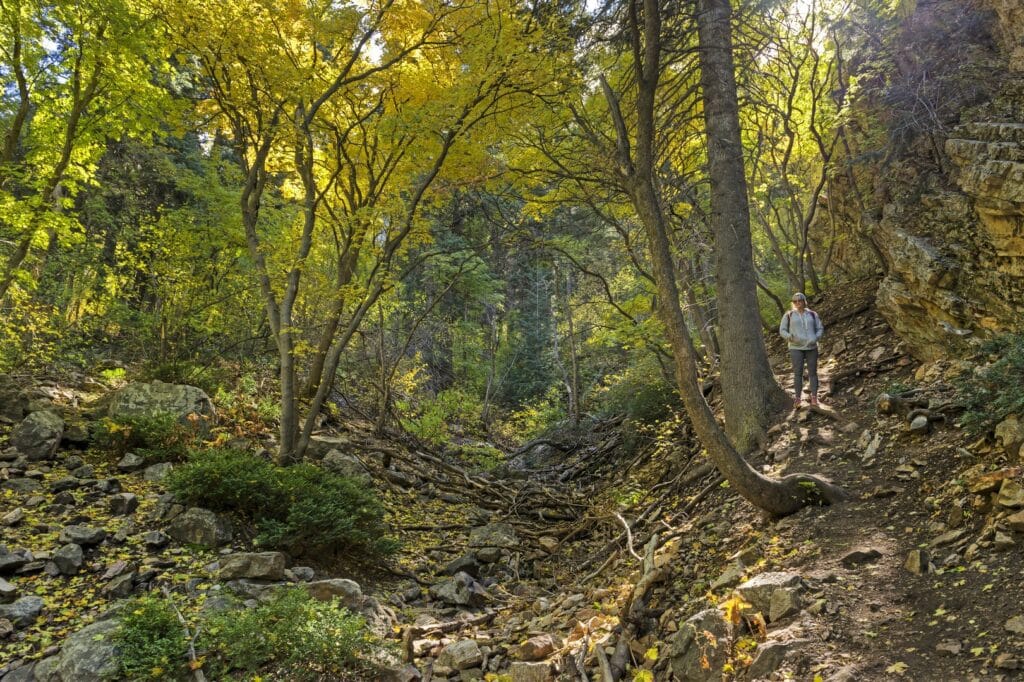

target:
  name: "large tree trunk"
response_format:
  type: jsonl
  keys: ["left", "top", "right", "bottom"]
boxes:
{"left": 696, "top": 0, "right": 790, "bottom": 451}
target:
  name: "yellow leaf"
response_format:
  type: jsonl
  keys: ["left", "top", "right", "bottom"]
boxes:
{"left": 885, "top": 662, "right": 909, "bottom": 675}
{"left": 632, "top": 671, "right": 654, "bottom": 682}
{"left": 644, "top": 646, "right": 658, "bottom": 661}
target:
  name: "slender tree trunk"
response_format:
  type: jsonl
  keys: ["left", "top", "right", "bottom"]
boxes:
{"left": 597, "top": 0, "right": 845, "bottom": 516}
{"left": 696, "top": 0, "right": 789, "bottom": 451}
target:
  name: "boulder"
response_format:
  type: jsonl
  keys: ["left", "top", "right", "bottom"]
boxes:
{"left": 52, "top": 544, "right": 84, "bottom": 575}
{"left": 305, "top": 434, "right": 354, "bottom": 460}
{"left": 748, "top": 640, "right": 807, "bottom": 680}
{"left": 668, "top": 608, "right": 733, "bottom": 682}
{"left": 735, "top": 573, "right": 803, "bottom": 620}
{"left": 306, "top": 578, "right": 363, "bottom": 608}
{"left": 10, "top": 410, "right": 64, "bottom": 461}
{"left": 107, "top": 380, "right": 215, "bottom": 430}
{"left": 0, "top": 595, "right": 43, "bottom": 627}
{"left": 166, "top": 508, "right": 232, "bottom": 547}
{"left": 51, "top": 618, "right": 120, "bottom": 681}
{"left": 59, "top": 525, "right": 107, "bottom": 547}
{"left": 219, "top": 552, "right": 287, "bottom": 580}
{"left": 436, "top": 639, "right": 483, "bottom": 671}
{"left": 1, "top": 478, "right": 40, "bottom": 493}
{"left": 142, "top": 531, "right": 170, "bottom": 549}
{"left": 468, "top": 522, "right": 518, "bottom": 549}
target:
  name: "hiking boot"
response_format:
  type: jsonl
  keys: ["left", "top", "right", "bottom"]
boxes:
{"left": 793, "top": 396, "right": 802, "bottom": 409}
{"left": 809, "top": 395, "right": 819, "bottom": 406}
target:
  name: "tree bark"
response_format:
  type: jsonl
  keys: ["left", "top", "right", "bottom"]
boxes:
{"left": 696, "top": 0, "right": 790, "bottom": 451}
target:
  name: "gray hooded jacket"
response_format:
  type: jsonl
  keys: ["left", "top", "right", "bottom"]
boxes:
{"left": 779, "top": 309, "right": 824, "bottom": 351}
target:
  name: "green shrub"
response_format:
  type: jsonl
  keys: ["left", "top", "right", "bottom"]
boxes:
{"left": 114, "top": 595, "right": 186, "bottom": 680}
{"left": 167, "top": 449, "right": 397, "bottom": 558}
{"left": 93, "top": 413, "right": 195, "bottom": 463}
{"left": 200, "top": 588, "right": 376, "bottom": 679}
{"left": 165, "top": 448, "right": 285, "bottom": 519}
{"left": 115, "top": 589, "right": 380, "bottom": 680}
{"left": 959, "top": 333, "right": 1024, "bottom": 435}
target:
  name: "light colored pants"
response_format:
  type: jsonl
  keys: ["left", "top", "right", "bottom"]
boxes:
{"left": 790, "top": 348, "right": 819, "bottom": 399}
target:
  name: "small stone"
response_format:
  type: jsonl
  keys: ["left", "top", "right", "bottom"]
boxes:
{"left": 1, "top": 478, "right": 41, "bottom": 494}
{"left": 109, "top": 493, "right": 139, "bottom": 516}
{"left": 968, "top": 468, "right": 1020, "bottom": 494}
{"left": 909, "top": 415, "right": 931, "bottom": 435}
{"left": 936, "top": 640, "right": 962, "bottom": 656}
{"left": 840, "top": 548, "right": 883, "bottom": 568}
{"left": 929, "top": 528, "right": 969, "bottom": 548}
{"left": 517, "top": 634, "right": 559, "bottom": 661}
{"left": 1004, "top": 615, "right": 1024, "bottom": 634}
{"left": 1, "top": 508, "right": 25, "bottom": 526}
{"left": 290, "top": 566, "right": 315, "bottom": 582}
{"left": 994, "top": 531, "right": 1016, "bottom": 550}
{"left": 1007, "top": 510, "right": 1024, "bottom": 532}
{"left": 49, "top": 477, "right": 79, "bottom": 493}
{"left": 0, "top": 595, "right": 44, "bottom": 628}
{"left": 0, "top": 548, "right": 30, "bottom": 575}
{"left": 70, "top": 464, "right": 94, "bottom": 479}
{"left": 904, "top": 550, "right": 931, "bottom": 575}
{"left": 102, "top": 572, "right": 137, "bottom": 598}
{"left": 538, "top": 536, "right": 559, "bottom": 554}
{"left": 0, "top": 618, "right": 13, "bottom": 638}
{"left": 218, "top": 552, "right": 287, "bottom": 580}
{"left": 508, "top": 661, "right": 553, "bottom": 682}
{"left": 996, "top": 653, "right": 1023, "bottom": 670}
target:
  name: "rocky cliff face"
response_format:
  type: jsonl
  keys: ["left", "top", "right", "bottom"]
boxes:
{"left": 823, "top": 0, "right": 1024, "bottom": 360}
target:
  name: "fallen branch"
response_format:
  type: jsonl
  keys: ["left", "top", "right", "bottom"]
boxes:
{"left": 161, "top": 586, "right": 207, "bottom": 682}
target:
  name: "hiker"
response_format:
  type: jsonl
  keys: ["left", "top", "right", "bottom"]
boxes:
{"left": 779, "top": 292, "right": 824, "bottom": 408}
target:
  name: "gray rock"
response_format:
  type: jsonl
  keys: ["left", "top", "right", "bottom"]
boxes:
{"left": 102, "top": 572, "right": 137, "bottom": 598}
{"left": 59, "top": 525, "right": 106, "bottom": 547}
{"left": 165, "top": 508, "right": 232, "bottom": 547}
{"left": 143, "top": 462, "right": 174, "bottom": 483}
{"left": 995, "top": 415, "right": 1024, "bottom": 458}
{"left": 995, "top": 531, "right": 1016, "bottom": 550}
{"left": 475, "top": 547, "right": 504, "bottom": 564}
{"left": 142, "top": 531, "right": 170, "bottom": 549}
{"left": 52, "top": 544, "right": 84, "bottom": 575}
{"left": 290, "top": 566, "right": 315, "bottom": 582}
{"left": 429, "top": 572, "right": 488, "bottom": 607}
{"left": 444, "top": 555, "right": 481, "bottom": 578}
{"left": 0, "top": 376, "right": 28, "bottom": 422}
{"left": 509, "top": 661, "right": 553, "bottom": 682}
{"left": 10, "top": 410, "right": 64, "bottom": 460}
{"left": 107, "top": 381, "right": 215, "bottom": 434}
{"left": 1006, "top": 510, "right": 1024, "bottom": 531}
{"left": 219, "top": 552, "right": 287, "bottom": 580}
{"left": 668, "top": 608, "right": 733, "bottom": 682}
{"left": 305, "top": 434, "right": 354, "bottom": 460}
{"left": 2, "top": 507, "right": 25, "bottom": 526}
{"left": 0, "top": 547, "right": 30, "bottom": 574}
{"left": 0, "top": 662, "right": 36, "bottom": 682}
{"left": 377, "top": 664, "right": 423, "bottom": 682}
{"left": 1, "top": 478, "right": 41, "bottom": 493}
{"left": 306, "top": 579, "right": 363, "bottom": 608}
{"left": 52, "top": 618, "right": 120, "bottom": 681}
{"left": 322, "top": 449, "right": 371, "bottom": 482}
{"left": 0, "top": 595, "right": 43, "bottom": 627}
{"left": 748, "top": 640, "right": 806, "bottom": 680}
{"left": 108, "top": 493, "right": 139, "bottom": 516}
{"left": 116, "top": 453, "right": 145, "bottom": 472}
{"left": 769, "top": 585, "right": 803, "bottom": 622}
{"left": 909, "top": 415, "right": 931, "bottom": 435}
{"left": 840, "top": 547, "right": 883, "bottom": 567}
{"left": 0, "top": 577, "right": 17, "bottom": 603}
{"left": 468, "top": 522, "right": 518, "bottom": 549}
{"left": 437, "top": 639, "right": 483, "bottom": 671}
{"left": 50, "top": 477, "right": 80, "bottom": 493}
{"left": 735, "top": 572, "right": 803, "bottom": 619}
{"left": 70, "top": 464, "right": 95, "bottom": 479}
{"left": 711, "top": 563, "right": 745, "bottom": 591}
